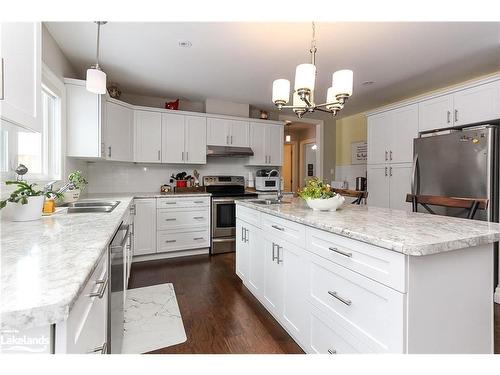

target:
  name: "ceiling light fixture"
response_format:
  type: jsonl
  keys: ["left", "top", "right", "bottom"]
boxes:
{"left": 86, "top": 21, "right": 107, "bottom": 94}
{"left": 178, "top": 41, "right": 192, "bottom": 48}
{"left": 362, "top": 80, "right": 375, "bottom": 86}
{"left": 272, "top": 22, "right": 353, "bottom": 118}
{"left": 285, "top": 122, "right": 291, "bottom": 143}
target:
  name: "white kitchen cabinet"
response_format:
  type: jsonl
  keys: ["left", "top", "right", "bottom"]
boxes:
{"left": 453, "top": 81, "right": 500, "bottom": 126}
{"left": 133, "top": 198, "right": 157, "bottom": 256}
{"left": 367, "top": 114, "right": 388, "bottom": 165}
{"left": 367, "top": 165, "right": 389, "bottom": 208}
{"left": 161, "top": 113, "right": 185, "bottom": 163}
{"left": 65, "top": 79, "right": 106, "bottom": 158}
{"left": 263, "top": 236, "right": 284, "bottom": 315}
{"left": 105, "top": 101, "right": 133, "bottom": 162}
{"left": 247, "top": 122, "right": 284, "bottom": 166}
{"left": 367, "top": 164, "right": 412, "bottom": 211}
{"left": 207, "top": 117, "right": 249, "bottom": 147}
{"left": 184, "top": 115, "right": 207, "bottom": 164}
{"left": 418, "top": 94, "right": 454, "bottom": 132}
{"left": 236, "top": 220, "right": 250, "bottom": 281}
{"left": 134, "top": 110, "right": 162, "bottom": 163}
{"left": 0, "top": 22, "right": 42, "bottom": 132}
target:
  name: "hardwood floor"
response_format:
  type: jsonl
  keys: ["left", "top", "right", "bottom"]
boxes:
{"left": 128, "top": 252, "right": 304, "bottom": 354}
{"left": 129, "top": 252, "right": 500, "bottom": 354}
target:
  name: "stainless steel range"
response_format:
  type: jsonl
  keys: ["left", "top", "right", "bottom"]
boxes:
{"left": 203, "top": 176, "right": 258, "bottom": 254}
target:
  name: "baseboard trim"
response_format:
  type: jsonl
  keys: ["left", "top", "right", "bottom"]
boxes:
{"left": 133, "top": 248, "right": 210, "bottom": 263}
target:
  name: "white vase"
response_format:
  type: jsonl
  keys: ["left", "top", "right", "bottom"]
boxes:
{"left": 10, "top": 195, "right": 45, "bottom": 222}
{"left": 63, "top": 189, "right": 80, "bottom": 203}
{"left": 305, "top": 195, "right": 345, "bottom": 212}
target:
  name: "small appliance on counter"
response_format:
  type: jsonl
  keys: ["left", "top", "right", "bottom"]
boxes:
{"left": 355, "top": 176, "right": 367, "bottom": 191}
{"left": 255, "top": 169, "right": 281, "bottom": 192}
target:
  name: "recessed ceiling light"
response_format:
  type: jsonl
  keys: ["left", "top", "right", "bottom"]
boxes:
{"left": 362, "top": 80, "right": 375, "bottom": 86}
{"left": 178, "top": 40, "right": 192, "bottom": 48}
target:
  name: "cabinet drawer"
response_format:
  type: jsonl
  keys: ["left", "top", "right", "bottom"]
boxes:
{"left": 157, "top": 208, "right": 209, "bottom": 230}
{"left": 66, "top": 250, "right": 108, "bottom": 353}
{"left": 307, "top": 251, "right": 405, "bottom": 353}
{"left": 261, "top": 213, "right": 305, "bottom": 248}
{"left": 308, "top": 303, "right": 378, "bottom": 354}
{"left": 157, "top": 230, "right": 210, "bottom": 252}
{"left": 306, "top": 227, "right": 406, "bottom": 292}
{"left": 236, "top": 204, "right": 261, "bottom": 227}
{"left": 157, "top": 197, "right": 210, "bottom": 209}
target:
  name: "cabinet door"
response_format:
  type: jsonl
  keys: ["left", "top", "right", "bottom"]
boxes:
{"left": 133, "top": 199, "right": 157, "bottom": 256}
{"left": 453, "top": 81, "right": 500, "bottom": 126}
{"left": 184, "top": 115, "right": 207, "bottom": 164}
{"left": 389, "top": 164, "right": 412, "bottom": 212}
{"left": 0, "top": 22, "right": 41, "bottom": 132}
{"left": 367, "top": 114, "right": 389, "bottom": 165}
{"left": 389, "top": 104, "right": 418, "bottom": 164}
{"left": 281, "top": 240, "right": 307, "bottom": 344}
{"left": 105, "top": 101, "right": 133, "bottom": 162}
{"left": 235, "top": 220, "right": 249, "bottom": 281}
{"left": 367, "top": 166, "right": 390, "bottom": 208}
{"left": 263, "top": 236, "right": 284, "bottom": 315}
{"left": 247, "top": 122, "right": 267, "bottom": 165}
{"left": 418, "top": 94, "right": 453, "bottom": 132}
{"left": 267, "top": 125, "right": 284, "bottom": 166}
{"left": 207, "top": 118, "right": 229, "bottom": 146}
{"left": 161, "top": 113, "right": 185, "bottom": 163}
{"left": 229, "top": 120, "right": 249, "bottom": 147}
{"left": 134, "top": 110, "right": 162, "bottom": 163}
{"left": 247, "top": 224, "right": 264, "bottom": 298}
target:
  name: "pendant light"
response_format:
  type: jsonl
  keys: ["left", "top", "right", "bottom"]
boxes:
{"left": 86, "top": 21, "right": 107, "bottom": 94}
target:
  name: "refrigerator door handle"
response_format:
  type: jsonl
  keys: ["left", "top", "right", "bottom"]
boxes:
{"left": 411, "top": 153, "right": 419, "bottom": 194}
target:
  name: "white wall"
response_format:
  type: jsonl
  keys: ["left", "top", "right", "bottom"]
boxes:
{"left": 86, "top": 158, "right": 263, "bottom": 194}
{"left": 205, "top": 98, "right": 249, "bottom": 117}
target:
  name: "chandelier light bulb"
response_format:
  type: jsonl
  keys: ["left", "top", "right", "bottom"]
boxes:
{"left": 272, "top": 79, "right": 291, "bottom": 104}
{"left": 332, "top": 69, "right": 354, "bottom": 97}
{"left": 294, "top": 63, "right": 316, "bottom": 92}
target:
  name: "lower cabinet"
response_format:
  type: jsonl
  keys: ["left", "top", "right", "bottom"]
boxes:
{"left": 133, "top": 198, "right": 157, "bottom": 256}
{"left": 367, "top": 163, "right": 412, "bottom": 211}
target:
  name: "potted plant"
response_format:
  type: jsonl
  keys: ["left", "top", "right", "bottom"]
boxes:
{"left": 0, "top": 181, "right": 61, "bottom": 221}
{"left": 63, "top": 170, "right": 88, "bottom": 203}
{"left": 298, "top": 177, "right": 345, "bottom": 212}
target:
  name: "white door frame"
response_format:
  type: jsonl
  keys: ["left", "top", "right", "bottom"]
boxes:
{"left": 279, "top": 114, "right": 324, "bottom": 180}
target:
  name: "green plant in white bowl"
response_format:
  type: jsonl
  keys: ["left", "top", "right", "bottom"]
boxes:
{"left": 298, "top": 177, "right": 345, "bottom": 211}
{"left": 63, "top": 170, "right": 88, "bottom": 203}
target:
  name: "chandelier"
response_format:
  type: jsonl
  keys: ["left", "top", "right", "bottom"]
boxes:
{"left": 271, "top": 22, "right": 353, "bottom": 118}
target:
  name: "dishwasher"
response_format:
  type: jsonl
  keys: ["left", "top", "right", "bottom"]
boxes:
{"left": 108, "top": 222, "right": 131, "bottom": 354}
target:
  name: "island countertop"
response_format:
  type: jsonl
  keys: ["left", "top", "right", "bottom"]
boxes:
{"left": 236, "top": 198, "right": 500, "bottom": 256}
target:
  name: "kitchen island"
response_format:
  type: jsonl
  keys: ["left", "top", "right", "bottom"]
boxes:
{"left": 235, "top": 198, "right": 500, "bottom": 354}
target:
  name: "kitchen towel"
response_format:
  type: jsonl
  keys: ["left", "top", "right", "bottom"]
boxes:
{"left": 122, "top": 283, "right": 187, "bottom": 354}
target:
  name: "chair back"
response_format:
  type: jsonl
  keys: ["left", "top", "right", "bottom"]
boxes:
{"left": 405, "top": 194, "right": 488, "bottom": 219}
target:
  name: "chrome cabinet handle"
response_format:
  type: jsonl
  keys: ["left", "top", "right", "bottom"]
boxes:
{"left": 241, "top": 226, "right": 245, "bottom": 241}
{"left": 130, "top": 204, "right": 136, "bottom": 215}
{"left": 101, "top": 142, "right": 105, "bottom": 157}
{"left": 89, "top": 278, "right": 108, "bottom": 298}
{"left": 447, "top": 110, "right": 451, "bottom": 124}
{"left": 193, "top": 237, "right": 204, "bottom": 240}
{"left": 108, "top": 146, "right": 112, "bottom": 158}
{"left": 181, "top": 151, "right": 184, "bottom": 161}
{"left": 157, "top": 150, "right": 161, "bottom": 160}
{"left": 245, "top": 228, "right": 249, "bottom": 243}
{"left": 165, "top": 239, "right": 176, "bottom": 243}
{"left": 165, "top": 202, "right": 176, "bottom": 205}
{"left": 328, "top": 247, "right": 352, "bottom": 258}
{"left": 193, "top": 200, "right": 204, "bottom": 204}
{"left": 230, "top": 135, "right": 233, "bottom": 144}
{"left": 389, "top": 166, "right": 393, "bottom": 177}
{"left": 385, "top": 150, "right": 388, "bottom": 161}
{"left": 389, "top": 150, "right": 392, "bottom": 161}
{"left": 271, "top": 224, "right": 284, "bottom": 231}
{"left": 165, "top": 218, "right": 176, "bottom": 221}
{"left": 226, "top": 135, "right": 230, "bottom": 145}
{"left": 186, "top": 151, "right": 189, "bottom": 161}
{"left": 454, "top": 109, "right": 458, "bottom": 122}
{"left": 328, "top": 290, "right": 352, "bottom": 306}
{"left": 193, "top": 216, "right": 204, "bottom": 219}
{"left": 385, "top": 167, "right": 388, "bottom": 177}
{"left": 89, "top": 342, "right": 107, "bottom": 354}
{"left": 276, "top": 245, "right": 283, "bottom": 264}
{"left": 272, "top": 243, "right": 278, "bottom": 261}
{"left": 327, "top": 348, "right": 337, "bottom": 354}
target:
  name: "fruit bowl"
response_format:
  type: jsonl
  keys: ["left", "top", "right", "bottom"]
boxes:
{"left": 304, "top": 195, "right": 345, "bottom": 212}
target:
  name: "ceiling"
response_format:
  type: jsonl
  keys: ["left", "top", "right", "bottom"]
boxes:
{"left": 45, "top": 22, "right": 500, "bottom": 118}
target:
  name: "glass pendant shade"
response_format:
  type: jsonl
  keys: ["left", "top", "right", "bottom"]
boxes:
{"left": 272, "top": 79, "right": 290, "bottom": 103}
{"left": 332, "top": 69, "right": 353, "bottom": 96}
{"left": 86, "top": 68, "right": 107, "bottom": 94}
{"left": 326, "top": 87, "right": 336, "bottom": 103}
{"left": 294, "top": 63, "right": 316, "bottom": 91}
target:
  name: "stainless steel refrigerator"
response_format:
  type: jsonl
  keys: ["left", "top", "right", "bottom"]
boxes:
{"left": 412, "top": 124, "right": 498, "bottom": 222}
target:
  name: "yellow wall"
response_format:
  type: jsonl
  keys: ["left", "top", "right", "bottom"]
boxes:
{"left": 335, "top": 114, "right": 367, "bottom": 166}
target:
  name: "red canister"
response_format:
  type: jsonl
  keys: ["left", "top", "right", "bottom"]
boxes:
{"left": 176, "top": 180, "right": 187, "bottom": 188}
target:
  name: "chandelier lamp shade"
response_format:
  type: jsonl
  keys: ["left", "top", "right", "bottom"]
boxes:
{"left": 271, "top": 22, "right": 353, "bottom": 118}
{"left": 86, "top": 21, "right": 107, "bottom": 95}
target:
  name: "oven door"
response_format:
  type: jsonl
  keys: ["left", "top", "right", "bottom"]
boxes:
{"left": 211, "top": 197, "right": 236, "bottom": 238}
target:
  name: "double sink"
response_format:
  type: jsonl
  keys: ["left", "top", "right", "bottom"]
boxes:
{"left": 60, "top": 200, "right": 121, "bottom": 213}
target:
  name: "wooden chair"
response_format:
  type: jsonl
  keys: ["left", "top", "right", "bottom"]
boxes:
{"left": 405, "top": 194, "right": 489, "bottom": 219}
{"left": 333, "top": 188, "right": 368, "bottom": 205}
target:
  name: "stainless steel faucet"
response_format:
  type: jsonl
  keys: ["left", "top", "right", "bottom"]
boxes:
{"left": 268, "top": 169, "right": 283, "bottom": 203}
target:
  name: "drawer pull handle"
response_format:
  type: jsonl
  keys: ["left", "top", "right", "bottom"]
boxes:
{"left": 327, "top": 348, "right": 337, "bottom": 355}
{"left": 89, "top": 278, "right": 108, "bottom": 299}
{"left": 165, "top": 218, "right": 176, "bottom": 221}
{"left": 89, "top": 342, "right": 107, "bottom": 354}
{"left": 328, "top": 291, "right": 352, "bottom": 306}
{"left": 194, "top": 201, "right": 204, "bottom": 204}
{"left": 328, "top": 247, "right": 352, "bottom": 258}
{"left": 193, "top": 216, "right": 204, "bottom": 219}
{"left": 271, "top": 224, "right": 285, "bottom": 231}
{"left": 193, "top": 237, "right": 204, "bottom": 240}
{"left": 165, "top": 240, "right": 177, "bottom": 243}
{"left": 165, "top": 202, "right": 176, "bottom": 205}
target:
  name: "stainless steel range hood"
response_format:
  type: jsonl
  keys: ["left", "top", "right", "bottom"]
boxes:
{"left": 206, "top": 145, "right": 254, "bottom": 157}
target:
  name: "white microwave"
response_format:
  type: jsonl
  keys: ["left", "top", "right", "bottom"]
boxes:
{"left": 255, "top": 176, "right": 280, "bottom": 191}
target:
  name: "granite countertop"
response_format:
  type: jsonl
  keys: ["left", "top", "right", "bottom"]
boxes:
{"left": 236, "top": 198, "right": 500, "bottom": 256}
{"left": 88, "top": 191, "right": 212, "bottom": 199}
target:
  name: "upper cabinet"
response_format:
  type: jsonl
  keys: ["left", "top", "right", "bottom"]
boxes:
{"left": 419, "top": 80, "right": 500, "bottom": 132}
{"left": 134, "top": 110, "right": 162, "bottom": 163}
{"left": 161, "top": 113, "right": 206, "bottom": 164}
{"left": 207, "top": 117, "right": 249, "bottom": 147}
{"left": 105, "top": 101, "right": 133, "bottom": 162}
{"left": 247, "top": 122, "right": 284, "bottom": 166}
{"left": 0, "top": 22, "right": 42, "bottom": 133}
{"left": 184, "top": 115, "right": 207, "bottom": 164}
